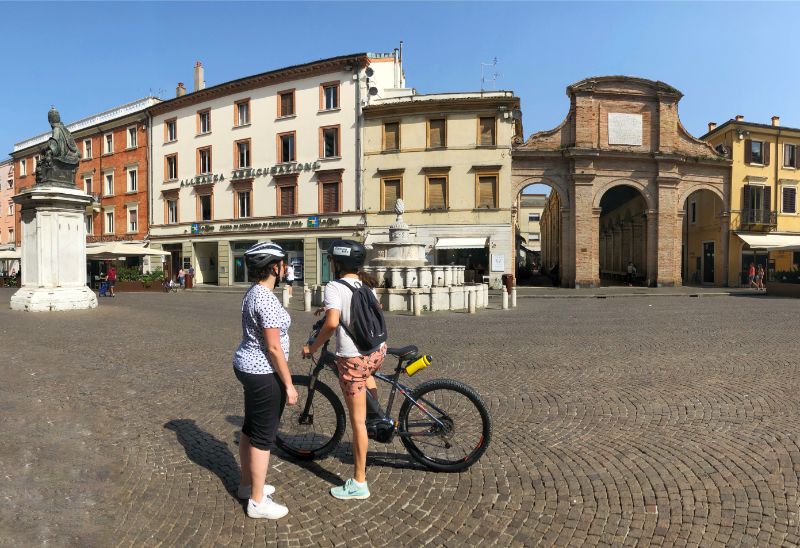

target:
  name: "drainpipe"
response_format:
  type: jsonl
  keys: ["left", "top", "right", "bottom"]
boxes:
{"left": 147, "top": 111, "right": 153, "bottom": 231}
{"left": 354, "top": 60, "right": 363, "bottom": 212}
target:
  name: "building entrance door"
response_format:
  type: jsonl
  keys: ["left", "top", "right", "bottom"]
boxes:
{"left": 703, "top": 242, "right": 715, "bottom": 284}
{"left": 231, "top": 240, "right": 258, "bottom": 283}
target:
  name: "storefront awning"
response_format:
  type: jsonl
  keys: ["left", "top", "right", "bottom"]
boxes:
{"left": 86, "top": 243, "right": 171, "bottom": 259}
{"left": 0, "top": 249, "right": 21, "bottom": 259}
{"left": 735, "top": 232, "right": 800, "bottom": 251}
{"left": 435, "top": 237, "right": 488, "bottom": 250}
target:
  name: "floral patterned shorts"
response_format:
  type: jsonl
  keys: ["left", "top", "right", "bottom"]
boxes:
{"left": 334, "top": 344, "right": 387, "bottom": 397}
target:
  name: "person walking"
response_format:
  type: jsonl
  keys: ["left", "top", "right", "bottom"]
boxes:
{"left": 178, "top": 268, "right": 186, "bottom": 289}
{"left": 232, "top": 241, "right": 298, "bottom": 519}
{"left": 757, "top": 264, "right": 766, "bottom": 291}
{"left": 302, "top": 240, "right": 387, "bottom": 501}
{"left": 748, "top": 263, "right": 756, "bottom": 289}
{"left": 625, "top": 262, "right": 637, "bottom": 287}
{"left": 285, "top": 263, "right": 295, "bottom": 297}
{"left": 107, "top": 263, "right": 117, "bottom": 297}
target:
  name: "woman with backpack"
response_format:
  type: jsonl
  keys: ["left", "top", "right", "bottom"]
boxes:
{"left": 302, "top": 239, "right": 387, "bottom": 500}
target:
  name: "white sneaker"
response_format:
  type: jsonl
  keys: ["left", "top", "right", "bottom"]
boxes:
{"left": 237, "top": 484, "right": 275, "bottom": 500}
{"left": 247, "top": 495, "right": 288, "bottom": 520}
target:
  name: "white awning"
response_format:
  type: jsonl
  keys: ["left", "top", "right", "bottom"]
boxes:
{"left": 0, "top": 249, "right": 21, "bottom": 259}
{"left": 735, "top": 232, "right": 800, "bottom": 250}
{"left": 86, "top": 242, "right": 170, "bottom": 258}
{"left": 435, "top": 237, "right": 488, "bottom": 250}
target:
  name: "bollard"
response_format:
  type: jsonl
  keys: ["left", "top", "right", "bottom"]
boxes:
{"left": 304, "top": 285, "right": 312, "bottom": 312}
{"left": 413, "top": 292, "right": 422, "bottom": 316}
{"left": 282, "top": 285, "right": 291, "bottom": 308}
{"left": 511, "top": 287, "right": 517, "bottom": 308}
{"left": 502, "top": 290, "right": 509, "bottom": 310}
{"left": 468, "top": 288, "right": 476, "bottom": 314}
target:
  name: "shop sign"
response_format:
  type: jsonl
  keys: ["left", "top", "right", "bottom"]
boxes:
{"left": 306, "top": 216, "right": 340, "bottom": 228}
{"left": 191, "top": 223, "right": 215, "bottom": 234}
{"left": 218, "top": 220, "right": 305, "bottom": 232}
{"left": 178, "top": 161, "right": 321, "bottom": 188}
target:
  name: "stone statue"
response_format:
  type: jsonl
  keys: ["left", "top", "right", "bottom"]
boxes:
{"left": 394, "top": 198, "right": 405, "bottom": 216}
{"left": 35, "top": 107, "right": 80, "bottom": 187}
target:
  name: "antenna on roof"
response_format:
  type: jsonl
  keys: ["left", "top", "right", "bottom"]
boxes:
{"left": 481, "top": 57, "right": 499, "bottom": 93}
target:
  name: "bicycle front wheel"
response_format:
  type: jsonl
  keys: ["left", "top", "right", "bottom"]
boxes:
{"left": 398, "top": 378, "right": 492, "bottom": 472}
{"left": 275, "top": 374, "right": 346, "bottom": 460}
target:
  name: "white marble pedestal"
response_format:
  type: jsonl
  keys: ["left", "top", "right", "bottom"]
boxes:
{"left": 10, "top": 185, "right": 97, "bottom": 312}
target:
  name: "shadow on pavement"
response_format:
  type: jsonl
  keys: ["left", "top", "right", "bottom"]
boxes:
{"left": 164, "top": 419, "right": 241, "bottom": 502}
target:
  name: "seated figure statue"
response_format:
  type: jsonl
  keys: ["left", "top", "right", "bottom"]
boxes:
{"left": 35, "top": 107, "right": 80, "bottom": 186}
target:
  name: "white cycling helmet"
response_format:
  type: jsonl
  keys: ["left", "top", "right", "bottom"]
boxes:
{"left": 244, "top": 241, "right": 285, "bottom": 272}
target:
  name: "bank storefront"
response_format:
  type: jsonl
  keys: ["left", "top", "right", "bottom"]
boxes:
{"left": 150, "top": 212, "right": 363, "bottom": 286}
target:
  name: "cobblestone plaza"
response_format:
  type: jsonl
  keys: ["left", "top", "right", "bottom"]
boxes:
{"left": 3, "top": 289, "right": 800, "bottom": 546}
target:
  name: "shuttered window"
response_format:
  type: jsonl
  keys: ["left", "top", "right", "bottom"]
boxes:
{"left": 382, "top": 178, "right": 401, "bottom": 211}
{"left": 279, "top": 91, "right": 294, "bottom": 117}
{"left": 427, "top": 177, "right": 447, "bottom": 210}
{"left": 322, "top": 182, "right": 340, "bottom": 213}
{"left": 785, "top": 144, "right": 797, "bottom": 168}
{"left": 384, "top": 122, "right": 399, "bottom": 151}
{"left": 477, "top": 175, "right": 497, "bottom": 208}
{"left": 279, "top": 184, "right": 296, "bottom": 215}
{"left": 429, "top": 119, "right": 446, "bottom": 148}
{"left": 745, "top": 139, "right": 768, "bottom": 165}
{"left": 783, "top": 186, "right": 797, "bottom": 213}
{"left": 479, "top": 117, "right": 496, "bottom": 146}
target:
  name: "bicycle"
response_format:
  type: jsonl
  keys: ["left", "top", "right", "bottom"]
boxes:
{"left": 275, "top": 320, "right": 492, "bottom": 472}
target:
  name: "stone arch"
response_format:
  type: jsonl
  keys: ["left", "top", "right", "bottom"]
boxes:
{"left": 677, "top": 182, "right": 725, "bottom": 210}
{"left": 592, "top": 178, "right": 655, "bottom": 211}
{"left": 512, "top": 176, "right": 570, "bottom": 209}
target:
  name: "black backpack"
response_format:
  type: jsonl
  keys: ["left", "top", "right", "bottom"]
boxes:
{"left": 333, "top": 279, "right": 387, "bottom": 353}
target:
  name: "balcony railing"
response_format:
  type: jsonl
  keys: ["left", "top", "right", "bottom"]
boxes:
{"left": 739, "top": 208, "right": 778, "bottom": 229}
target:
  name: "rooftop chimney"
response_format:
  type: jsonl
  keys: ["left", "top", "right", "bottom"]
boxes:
{"left": 735, "top": 114, "right": 744, "bottom": 121}
{"left": 194, "top": 61, "right": 205, "bottom": 92}
{"left": 772, "top": 115, "right": 780, "bottom": 127}
{"left": 708, "top": 122, "right": 717, "bottom": 132}
{"left": 176, "top": 82, "right": 186, "bottom": 97}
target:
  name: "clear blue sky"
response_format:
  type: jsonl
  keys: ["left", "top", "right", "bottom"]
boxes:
{"left": 2, "top": 1, "right": 799, "bottom": 171}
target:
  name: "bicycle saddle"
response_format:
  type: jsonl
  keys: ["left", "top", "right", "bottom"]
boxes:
{"left": 387, "top": 345, "right": 418, "bottom": 359}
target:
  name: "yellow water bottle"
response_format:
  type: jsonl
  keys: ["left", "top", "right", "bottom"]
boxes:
{"left": 405, "top": 354, "right": 431, "bottom": 376}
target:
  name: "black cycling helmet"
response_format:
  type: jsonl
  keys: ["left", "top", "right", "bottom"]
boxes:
{"left": 327, "top": 239, "right": 366, "bottom": 271}
{"left": 244, "top": 241, "right": 285, "bottom": 273}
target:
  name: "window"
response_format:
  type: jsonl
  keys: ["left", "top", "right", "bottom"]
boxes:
{"left": 127, "top": 126, "right": 137, "bottom": 148}
{"left": 745, "top": 139, "right": 768, "bottom": 165}
{"left": 8, "top": 228, "right": 13, "bottom": 242}
{"left": 279, "top": 90, "right": 295, "bottom": 117}
{"left": 128, "top": 208, "right": 138, "bottom": 233}
{"left": 528, "top": 213, "right": 541, "bottom": 222}
{"left": 165, "top": 119, "right": 177, "bottom": 142}
{"left": 6, "top": 179, "right": 11, "bottom": 189}
{"left": 85, "top": 214, "right": 93, "bottom": 235}
{"left": 167, "top": 199, "right": 178, "bottom": 224}
{"left": 383, "top": 122, "right": 400, "bottom": 151}
{"left": 19, "top": 159, "right": 26, "bottom": 177}
{"left": 785, "top": 144, "right": 797, "bottom": 168}
{"left": 322, "top": 83, "right": 339, "bottom": 110}
{"left": 236, "top": 100, "right": 250, "bottom": 126}
{"left": 477, "top": 175, "right": 498, "bottom": 208}
{"left": 198, "top": 110, "right": 211, "bottom": 134}
{"left": 84, "top": 177, "right": 93, "bottom": 194}
{"left": 428, "top": 119, "right": 446, "bottom": 148}
{"left": 104, "top": 172, "right": 114, "bottom": 196}
{"left": 7, "top": 201, "right": 12, "bottom": 216}
{"left": 381, "top": 178, "right": 401, "bottom": 211}
{"left": 104, "top": 133, "right": 113, "bottom": 154}
{"left": 237, "top": 191, "right": 251, "bottom": 218}
{"left": 279, "top": 132, "right": 295, "bottom": 163}
{"left": 199, "top": 195, "right": 212, "bottom": 221}
{"left": 743, "top": 184, "right": 772, "bottom": 224}
{"left": 236, "top": 140, "right": 251, "bottom": 168}
{"left": 104, "top": 210, "right": 115, "bottom": 234}
{"left": 426, "top": 176, "right": 447, "bottom": 210}
{"left": 33, "top": 155, "right": 39, "bottom": 172}
{"left": 83, "top": 139, "right": 92, "bottom": 159}
{"left": 127, "top": 168, "right": 137, "bottom": 192}
{"left": 690, "top": 199, "right": 697, "bottom": 224}
{"left": 479, "top": 117, "right": 496, "bottom": 146}
{"left": 322, "top": 126, "right": 339, "bottom": 158}
{"left": 166, "top": 155, "right": 178, "bottom": 180}
{"left": 783, "top": 186, "right": 797, "bottom": 214}
{"left": 278, "top": 181, "right": 296, "bottom": 216}
{"left": 321, "top": 182, "right": 340, "bottom": 213}
{"left": 198, "top": 147, "right": 212, "bottom": 174}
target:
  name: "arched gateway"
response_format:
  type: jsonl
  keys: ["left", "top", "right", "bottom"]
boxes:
{"left": 512, "top": 76, "right": 731, "bottom": 287}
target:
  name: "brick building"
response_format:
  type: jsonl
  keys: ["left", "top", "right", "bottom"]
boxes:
{"left": 0, "top": 159, "right": 13, "bottom": 246}
{"left": 11, "top": 98, "right": 160, "bottom": 274}
{"left": 513, "top": 76, "right": 731, "bottom": 287}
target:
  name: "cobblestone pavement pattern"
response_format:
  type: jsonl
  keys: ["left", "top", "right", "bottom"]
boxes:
{"left": 2, "top": 289, "right": 800, "bottom": 547}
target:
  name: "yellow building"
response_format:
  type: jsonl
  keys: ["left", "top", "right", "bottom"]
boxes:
{"left": 514, "top": 193, "right": 546, "bottom": 275}
{"left": 362, "top": 92, "right": 521, "bottom": 287}
{"left": 703, "top": 116, "right": 800, "bottom": 285}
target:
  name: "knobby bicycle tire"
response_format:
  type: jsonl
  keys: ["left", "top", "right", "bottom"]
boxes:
{"left": 398, "top": 378, "right": 492, "bottom": 472}
{"left": 275, "top": 375, "right": 346, "bottom": 460}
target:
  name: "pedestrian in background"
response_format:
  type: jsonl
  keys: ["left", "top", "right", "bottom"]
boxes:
{"left": 285, "top": 263, "right": 295, "bottom": 297}
{"left": 757, "top": 264, "right": 766, "bottom": 291}
{"left": 178, "top": 268, "right": 186, "bottom": 289}
{"left": 107, "top": 263, "right": 117, "bottom": 297}
{"left": 748, "top": 263, "right": 756, "bottom": 289}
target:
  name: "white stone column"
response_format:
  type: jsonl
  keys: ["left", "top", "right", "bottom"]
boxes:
{"left": 419, "top": 267, "right": 433, "bottom": 288}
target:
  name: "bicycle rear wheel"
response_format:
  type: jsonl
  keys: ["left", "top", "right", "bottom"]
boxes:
{"left": 275, "top": 374, "right": 346, "bottom": 460}
{"left": 398, "top": 378, "right": 492, "bottom": 472}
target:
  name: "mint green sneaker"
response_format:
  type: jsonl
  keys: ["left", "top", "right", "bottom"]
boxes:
{"left": 330, "top": 478, "right": 370, "bottom": 500}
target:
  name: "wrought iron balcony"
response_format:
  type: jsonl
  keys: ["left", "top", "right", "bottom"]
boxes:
{"left": 739, "top": 208, "right": 778, "bottom": 229}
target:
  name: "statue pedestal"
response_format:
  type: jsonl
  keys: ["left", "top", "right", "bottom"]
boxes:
{"left": 10, "top": 185, "right": 97, "bottom": 312}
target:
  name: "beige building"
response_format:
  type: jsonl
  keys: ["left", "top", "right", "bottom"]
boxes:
{"left": 362, "top": 91, "right": 521, "bottom": 287}
{"left": 148, "top": 52, "right": 409, "bottom": 285}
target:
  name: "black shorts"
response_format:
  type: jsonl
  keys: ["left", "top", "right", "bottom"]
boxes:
{"left": 286, "top": 280, "right": 294, "bottom": 286}
{"left": 108, "top": 280, "right": 116, "bottom": 287}
{"left": 234, "top": 369, "right": 286, "bottom": 451}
